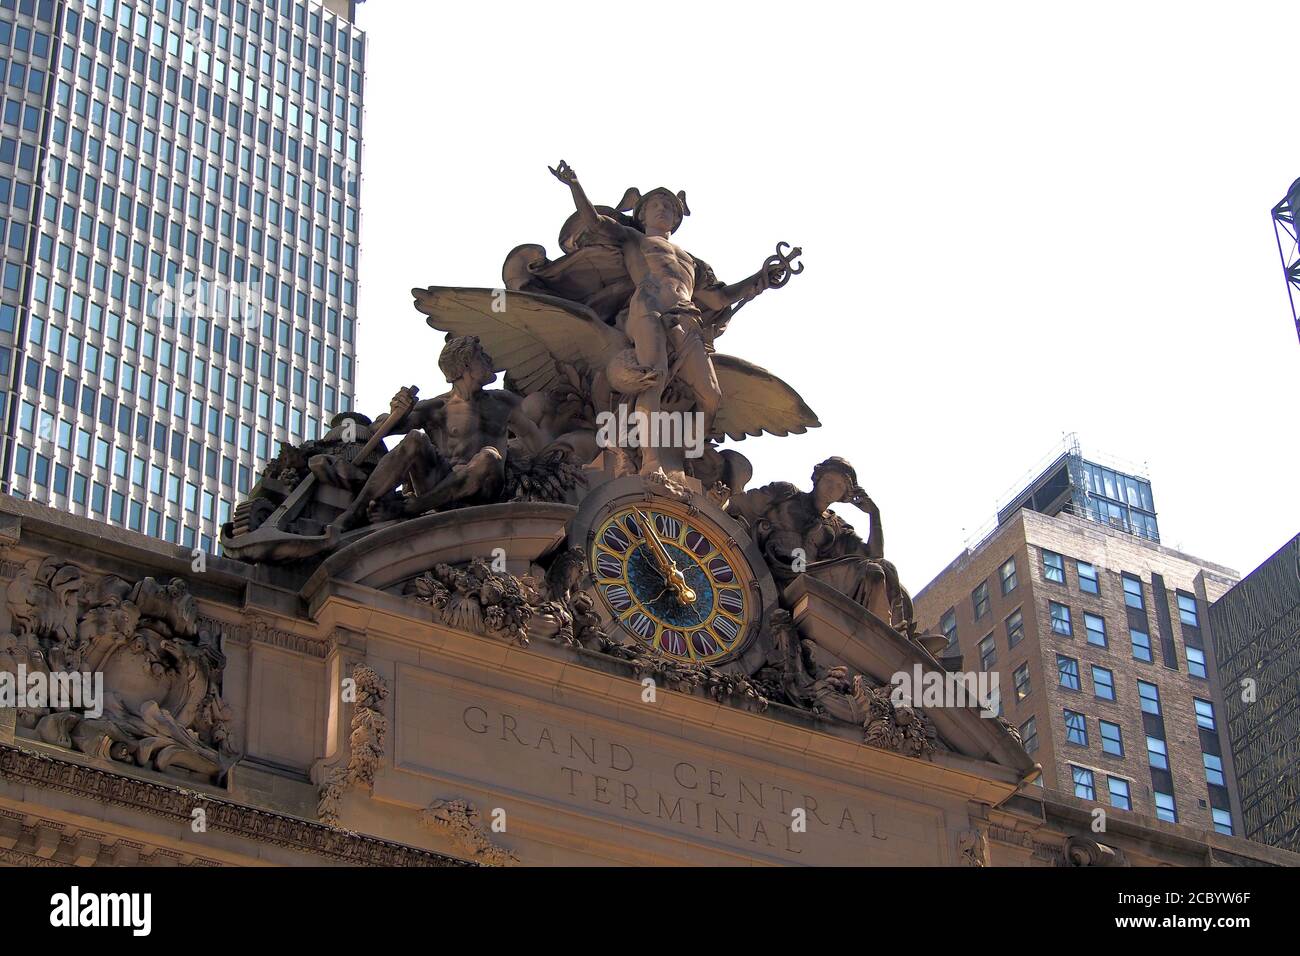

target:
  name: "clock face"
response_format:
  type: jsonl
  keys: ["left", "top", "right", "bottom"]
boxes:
{"left": 590, "top": 499, "right": 752, "bottom": 664}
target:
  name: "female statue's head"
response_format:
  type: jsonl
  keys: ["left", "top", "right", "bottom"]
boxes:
{"left": 811, "top": 456, "right": 859, "bottom": 510}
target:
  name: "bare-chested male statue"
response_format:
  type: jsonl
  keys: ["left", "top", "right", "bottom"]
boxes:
{"left": 548, "top": 160, "right": 789, "bottom": 473}
{"left": 331, "top": 334, "right": 543, "bottom": 531}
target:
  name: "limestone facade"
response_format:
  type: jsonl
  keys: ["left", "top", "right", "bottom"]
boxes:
{"left": 1, "top": 496, "right": 1293, "bottom": 867}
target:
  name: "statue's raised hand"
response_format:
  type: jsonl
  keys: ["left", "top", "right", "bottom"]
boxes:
{"left": 761, "top": 258, "right": 785, "bottom": 290}
{"left": 847, "top": 487, "right": 878, "bottom": 513}
{"left": 548, "top": 160, "right": 578, "bottom": 186}
{"left": 388, "top": 386, "right": 418, "bottom": 421}
{"left": 759, "top": 242, "right": 804, "bottom": 291}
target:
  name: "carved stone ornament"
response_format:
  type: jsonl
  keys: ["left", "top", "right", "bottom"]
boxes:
{"left": 419, "top": 798, "right": 518, "bottom": 866}
{"left": 405, "top": 559, "right": 544, "bottom": 647}
{"left": 0, "top": 557, "right": 240, "bottom": 784}
{"left": 317, "top": 664, "right": 388, "bottom": 826}
{"left": 958, "top": 828, "right": 990, "bottom": 867}
{"left": 1064, "top": 835, "right": 1129, "bottom": 867}
{"left": 755, "top": 610, "right": 939, "bottom": 758}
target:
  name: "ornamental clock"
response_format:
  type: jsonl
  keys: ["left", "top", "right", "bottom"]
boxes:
{"left": 569, "top": 477, "right": 778, "bottom": 673}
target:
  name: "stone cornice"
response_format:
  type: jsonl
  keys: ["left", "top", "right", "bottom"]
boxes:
{"left": 0, "top": 743, "right": 471, "bottom": 867}
{"left": 213, "top": 614, "right": 337, "bottom": 659}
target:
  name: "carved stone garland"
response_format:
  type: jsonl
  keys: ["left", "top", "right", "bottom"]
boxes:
{"left": 420, "top": 798, "right": 518, "bottom": 866}
{"left": 317, "top": 664, "right": 389, "bottom": 826}
{"left": 396, "top": 555, "right": 940, "bottom": 760}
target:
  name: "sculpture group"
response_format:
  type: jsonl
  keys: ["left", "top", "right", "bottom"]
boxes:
{"left": 220, "top": 161, "right": 918, "bottom": 636}
{"left": 218, "top": 160, "right": 928, "bottom": 702}
{"left": 0, "top": 166, "right": 1017, "bottom": 818}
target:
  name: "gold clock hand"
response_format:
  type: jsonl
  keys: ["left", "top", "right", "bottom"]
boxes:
{"left": 634, "top": 508, "right": 673, "bottom": 570}
{"left": 634, "top": 508, "right": 696, "bottom": 606}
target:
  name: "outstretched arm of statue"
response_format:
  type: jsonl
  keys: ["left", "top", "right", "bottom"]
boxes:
{"left": 695, "top": 259, "right": 790, "bottom": 311}
{"left": 548, "top": 160, "right": 601, "bottom": 233}
{"left": 694, "top": 271, "right": 764, "bottom": 311}
{"left": 696, "top": 245, "right": 803, "bottom": 311}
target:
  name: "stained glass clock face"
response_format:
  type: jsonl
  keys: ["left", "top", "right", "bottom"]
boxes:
{"left": 591, "top": 500, "right": 752, "bottom": 664}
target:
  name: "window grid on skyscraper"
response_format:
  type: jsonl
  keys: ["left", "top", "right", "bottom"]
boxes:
{"left": 0, "top": 0, "right": 364, "bottom": 554}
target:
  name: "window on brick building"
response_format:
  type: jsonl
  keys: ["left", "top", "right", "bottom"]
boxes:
{"left": 1013, "top": 663, "right": 1031, "bottom": 701}
{"left": 1057, "top": 654, "right": 1080, "bottom": 691}
{"left": 971, "top": 581, "right": 990, "bottom": 620}
{"left": 1020, "top": 716, "right": 1039, "bottom": 753}
{"left": 978, "top": 633, "right": 996, "bottom": 670}
{"left": 1122, "top": 573, "right": 1145, "bottom": 609}
{"left": 1100, "top": 720, "right": 1123, "bottom": 756}
{"left": 1194, "top": 698, "right": 1216, "bottom": 731}
{"left": 1154, "top": 791, "right": 1177, "bottom": 823}
{"left": 1130, "top": 626, "right": 1152, "bottom": 662}
{"left": 1050, "top": 601, "right": 1072, "bottom": 636}
{"left": 940, "top": 608, "right": 957, "bottom": 649}
{"left": 1092, "top": 665, "right": 1115, "bottom": 701}
{"left": 1005, "top": 608, "right": 1024, "bottom": 647}
{"left": 1043, "top": 550, "right": 1065, "bottom": 584}
{"left": 999, "top": 557, "right": 1018, "bottom": 595}
{"left": 1084, "top": 613, "right": 1107, "bottom": 647}
{"left": 1204, "top": 753, "right": 1225, "bottom": 787}
{"left": 1064, "top": 709, "right": 1088, "bottom": 746}
{"left": 1072, "top": 766, "right": 1095, "bottom": 800}
{"left": 1146, "top": 736, "right": 1168, "bottom": 770}
{"left": 1137, "top": 680, "right": 1161, "bottom": 715}
{"left": 1077, "top": 560, "right": 1099, "bottom": 594}
{"left": 1108, "top": 777, "right": 1132, "bottom": 810}
{"left": 1187, "top": 646, "right": 1207, "bottom": 679}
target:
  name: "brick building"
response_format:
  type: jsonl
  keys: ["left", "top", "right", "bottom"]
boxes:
{"left": 914, "top": 449, "right": 1244, "bottom": 838}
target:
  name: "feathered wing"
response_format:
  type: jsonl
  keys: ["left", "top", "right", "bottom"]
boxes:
{"left": 411, "top": 287, "right": 628, "bottom": 395}
{"left": 711, "top": 354, "right": 820, "bottom": 441}
{"left": 411, "top": 287, "right": 817, "bottom": 440}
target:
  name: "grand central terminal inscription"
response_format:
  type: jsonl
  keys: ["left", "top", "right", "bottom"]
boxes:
{"left": 391, "top": 667, "right": 948, "bottom": 864}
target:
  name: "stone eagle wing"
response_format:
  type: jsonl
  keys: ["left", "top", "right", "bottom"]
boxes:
{"left": 711, "top": 354, "right": 820, "bottom": 441}
{"left": 411, "top": 286, "right": 628, "bottom": 395}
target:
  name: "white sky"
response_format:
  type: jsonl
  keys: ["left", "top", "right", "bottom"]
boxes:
{"left": 348, "top": 0, "right": 1300, "bottom": 593}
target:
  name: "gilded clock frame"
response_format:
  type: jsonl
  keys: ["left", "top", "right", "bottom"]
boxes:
{"left": 568, "top": 476, "right": 779, "bottom": 674}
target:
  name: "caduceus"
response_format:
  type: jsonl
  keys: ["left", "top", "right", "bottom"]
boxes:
{"left": 763, "top": 242, "right": 804, "bottom": 289}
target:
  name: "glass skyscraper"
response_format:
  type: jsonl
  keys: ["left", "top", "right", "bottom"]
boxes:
{"left": 0, "top": 0, "right": 362, "bottom": 553}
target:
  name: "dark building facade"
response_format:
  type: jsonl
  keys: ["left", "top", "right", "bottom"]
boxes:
{"left": 1208, "top": 533, "right": 1300, "bottom": 852}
